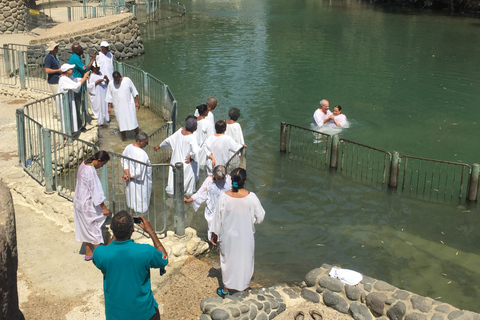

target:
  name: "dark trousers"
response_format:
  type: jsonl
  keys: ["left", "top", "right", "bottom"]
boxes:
{"left": 149, "top": 308, "right": 160, "bottom": 320}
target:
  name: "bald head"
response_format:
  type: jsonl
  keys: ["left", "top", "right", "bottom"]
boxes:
{"left": 71, "top": 43, "right": 83, "bottom": 55}
{"left": 206, "top": 96, "right": 217, "bottom": 111}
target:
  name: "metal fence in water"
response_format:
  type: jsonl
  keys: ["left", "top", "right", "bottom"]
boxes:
{"left": 280, "top": 122, "right": 480, "bottom": 204}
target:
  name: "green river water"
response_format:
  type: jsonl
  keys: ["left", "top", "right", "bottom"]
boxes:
{"left": 123, "top": 0, "right": 480, "bottom": 311}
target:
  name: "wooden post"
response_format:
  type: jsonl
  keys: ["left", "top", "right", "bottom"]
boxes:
{"left": 468, "top": 163, "right": 479, "bottom": 202}
{"left": 330, "top": 135, "right": 339, "bottom": 169}
{"left": 280, "top": 122, "right": 287, "bottom": 153}
{"left": 389, "top": 151, "right": 400, "bottom": 188}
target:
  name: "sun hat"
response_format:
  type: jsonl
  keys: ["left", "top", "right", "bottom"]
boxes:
{"left": 100, "top": 41, "right": 110, "bottom": 47}
{"left": 46, "top": 40, "right": 59, "bottom": 51}
{"left": 60, "top": 63, "right": 75, "bottom": 72}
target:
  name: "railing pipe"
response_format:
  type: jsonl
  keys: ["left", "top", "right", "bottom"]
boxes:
{"left": 167, "top": 121, "right": 173, "bottom": 136}
{"left": 3, "top": 44, "right": 11, "bottom": 75}
{"left": 389, "top": 151, "right": 400, "bottom": 188}
{"left": 330, "top": 134, "right": 339, "bottom": 168}
{"left": 92, "top": 6, "right": 97, "bottom": 18}
{"left": 16, "top": 109, "right": 26, "bottom": 166}
{"left": 143, "top": 71, "right": 150, "bottom": 106}
{"left": 117, "top": 62, "right": 124, "bottom": 76}
{"left": 280, "top": 122, "right": 287, "bottom": 153}
{"left": 83, "top": 0, "right": 87, "bottom": 18}
{"left": 102, "top": 0, "right": 106, "bottom": 15}
{"left": 172, "top": 100, "right": 177, "bottom": 133}
{"left": 67, "top": 7, "right": 72, "bottom": 21}
{"left": 99, "top": 164, "right": 109, "bottom": 205}
{"left": 467, "top": 163, "right": 480, "bottom": 202}
{"left": 42, "top": 128, "right": 55, "bottom": 193}
{"left": 132, "top": 4, "right": 136, "bottom": 15}
{"left": 17, "top": 51, "right": 26, "bottom": 90}
{"left": 173, "top": 162, "right": 185, "bottom": 236}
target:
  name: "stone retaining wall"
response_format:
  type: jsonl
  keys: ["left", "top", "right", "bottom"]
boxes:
{"left": 0, "top": 0, "right": 26, "bottom": 34}
{"left": 29, "top": 13, "right": 144, "bottom": 61}
{"left": 199, "top": 263, "right": 480, "bottom": 320}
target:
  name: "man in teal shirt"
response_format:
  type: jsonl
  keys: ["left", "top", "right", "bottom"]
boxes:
{"left": 93, "top": 211, "right": 168, "bottom": 320}
{"left": 68, "top": 42, "right": 97, "bottom": 131}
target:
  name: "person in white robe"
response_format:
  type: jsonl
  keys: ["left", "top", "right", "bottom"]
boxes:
{"left": 195, "top": 104, "right": 214, "bottom": 172}
{"left": 121, "top": 132, "right": 152, "bottom": 216}
{"left": 86, "top": 64, "right": 109, "bottom": 126}
{"left": 106, "top": 71, "right": 140, "bottom": 140}
{"left": 211, "top": 168, "right": 265, "bottom": 295}
{"left": 225, "top": 107, "right": 246, "bottom": 168}
{"left": 73, "top": 151, "right": 110, "bottom": 261}
{"left": 95, "top": 41, "right": 114, "bottom": 81}
{"left": 57, "top": 63, "right": 90, "bottom": 134}
{"left": 184, "top": 165, "right": 231, "bottom": 241}
{"left": 154, "top": 117, "right": 200, "bottom": 196}
{"left": 194, "top": 96, "right": 217, "bottom": 127}
{"left": 205, "top": 120, "right": 242, "bottom": 174}
{"left": 312, "top": 99, "right": 332, "bottom": 128}
{"left": 324, "top": 105, "right": 349, "bottom": 128}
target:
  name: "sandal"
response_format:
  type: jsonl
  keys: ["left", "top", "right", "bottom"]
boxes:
{"left": 217, "top": 288, "right": 229, "bottom": 298}
{"left": 309, "top": 310, "right": 322, "bottom": 320}
{"left": 294, "top": 311, "right": 305, "bottom": 320}
{"left": 84, "top": 255, "right": 93, "bottom": 261}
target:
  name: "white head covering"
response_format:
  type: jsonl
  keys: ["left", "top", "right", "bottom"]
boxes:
{"left": 60, "top": 63, "right": 75, "bottom": 72}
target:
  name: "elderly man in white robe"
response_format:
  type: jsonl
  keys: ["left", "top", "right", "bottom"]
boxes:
{"left": 106, "top": 71, "right": 140, "bottom": 140}
{"left": 312, "top": 99, "right": 332, "bottom": 128}
{"left": 194, "top": 96, "right": 217, "bottom": 127}
{"left": 86, "top": 64, "right": 109, "bottom": 126}
{"left": 205, "top": 120, "right": 242, "bottom": 174}
{"left": 57, "top": 63, "right": 90, "bottom": 134}
{"left": 121, "top": 132, "right": 152, "bottom": 216}
{"left": 95, "top": 41, "right": 114, "bottom": 81}
{"left": 154, "top": 117, "right": 200, "bottom": 196}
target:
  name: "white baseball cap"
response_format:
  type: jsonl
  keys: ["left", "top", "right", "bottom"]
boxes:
{"left": 60, "top": 63, "right": 75, "bottom": 72}
{"left": 100, "top": 41, "right": 109, "bottom": 47}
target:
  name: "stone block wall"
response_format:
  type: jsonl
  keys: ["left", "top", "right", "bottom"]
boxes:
{"left": 30, "top": 13, "right": 144, "bottom": 62}
{"left": 0, "top": 180, "right": 24, "bottom": 319}
{"left": 0, "top": 0, "right": 27, "bottom": 33}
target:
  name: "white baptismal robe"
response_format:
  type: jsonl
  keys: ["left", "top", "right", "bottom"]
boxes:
{"left": 312, "top": 109, "right": 333, "bottom": 128}
{"left": 57, "top": 75, "right": 81, "bottom": 133}
{"left": 195, "top": 118, "right": 214, "bottom": 169}
{"left": 191, "top": 175, "right": 232, "bottom": 240}
{"left": 160, "top": 129, "right": 200, "bottom": 196}
{"left": 95, "top": 51, "right": 114, "bottom": 81}
{"left": 211, "top": 192, "right": 265, "bottom": 291}
{"left": 122, "top": 144, "right": 152, "bottom": 214}
{"left": 73, "top": 162, "right": 107, "bottom": 244}
{"left": 225, "top": 122, "right": 245, "bottom": 167}
{"left": 205, "top": 134, "right": 242, "bottom": 173}
{"left": 106, "top": 77, "right": 139, "bottom": 132}
{"left": 87, "top": 73, "right": 109, "bottom": 125}
{"left": 194, "top": 109, "right": 215, "bottom": 127}
{"left": 325, "top": 114, "right": 348, "bottom": 128}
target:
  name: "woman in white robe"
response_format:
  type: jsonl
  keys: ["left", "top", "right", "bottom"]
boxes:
{"left": 73, "top": 150, "right": 110, "bottom": 261}
{"left": 195, "top": 104, "right": 214, "bottom": 172}
{"left": 155, "top": 117, "right": 200, "bottom": 196}
{"left": 87, "top": 65, "right": 109, "bottom": 126}
{"left": 57, "top": 63, "right": 90, "bottom": 134}
{"left": 211, "top": 168, "right": 265, "bottom": 295}
{"left": 184, "top": 165, "right": 231, "bottom": 241}
{"left": 121, "top": 133, "right": 152, "bottom": 215}
{"left": 325, "top": 105, "right": 349, "bottom": 128}
{"left": 225, "top": 108, "right": 246, "bottom": 168}
{"left": 205, "top": 120, "right": 242, "bottom": 174}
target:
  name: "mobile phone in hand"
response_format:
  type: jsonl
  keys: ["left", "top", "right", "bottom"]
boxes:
{"left": 133, "top": 216, "right": 141, "bottom": 224}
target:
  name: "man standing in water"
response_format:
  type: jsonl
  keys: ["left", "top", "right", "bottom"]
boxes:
{"left": 106, "top": 71, "right": 141, "bottom": 140}
{"left": 312, "top": 99, "right": 332, "bottom": 127}
{"left": 96, "top": 41, "right": 114, "bottom": 81}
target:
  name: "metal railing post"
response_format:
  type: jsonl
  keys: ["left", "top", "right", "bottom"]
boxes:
{"left": 132, "top": 4, "right": 136, "bottom": 16}
{"left": 280, "top": 122, "right": 287, "bottom": 153}
{"left": 467, "top": 163, "right": 480, "bottom": 202}
{"left": 92, "top": 6, "right": 97, "bottom": 18}
{"left": 172, "top": 99, "right": 177, "bottom": 133}
{"left": 117, "top": 62, "right": 124, "bottom": 76}
{"left": 16, "top": 109, "right": 26, "bottom": 166}
{"left": 173, "top": 162, "right": 185, "bottom": 236}
{"left": 330, "top": 135, "right": 339, "bottom": 168}
{"left": 62, "top": 92, "right": 73, "bottom": 136}
{"left": 143, "top": 71, "right": 149, "bottom": 106}
{"left": 3, "top": 44, "right": 11, "bottom": 75}
{"left": 389, "top": 151, "right": 400, "bottom": 188}
{"left": 67, "top": 7, "right": 72, "bottom": 21}
{"left": 102, "top": 0, "right": 106, "bottom": 14}
{"left": 100, "top": 164, "right": 110, "bottom": 205}
{"left": 167, "top": 121, "right": 173, "bottom": 136}
{"left": 17, "top": 51, "right": 26, "bottom": 90}
{"left": 42, "top": 128, "right": 55, "bottom": 193}
{"left": 83, "top": 0, "right": 87, "bottom": 18}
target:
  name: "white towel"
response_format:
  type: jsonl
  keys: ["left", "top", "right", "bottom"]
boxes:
{"left": 329, "top": 267, "right": 363, "bottom": 285}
